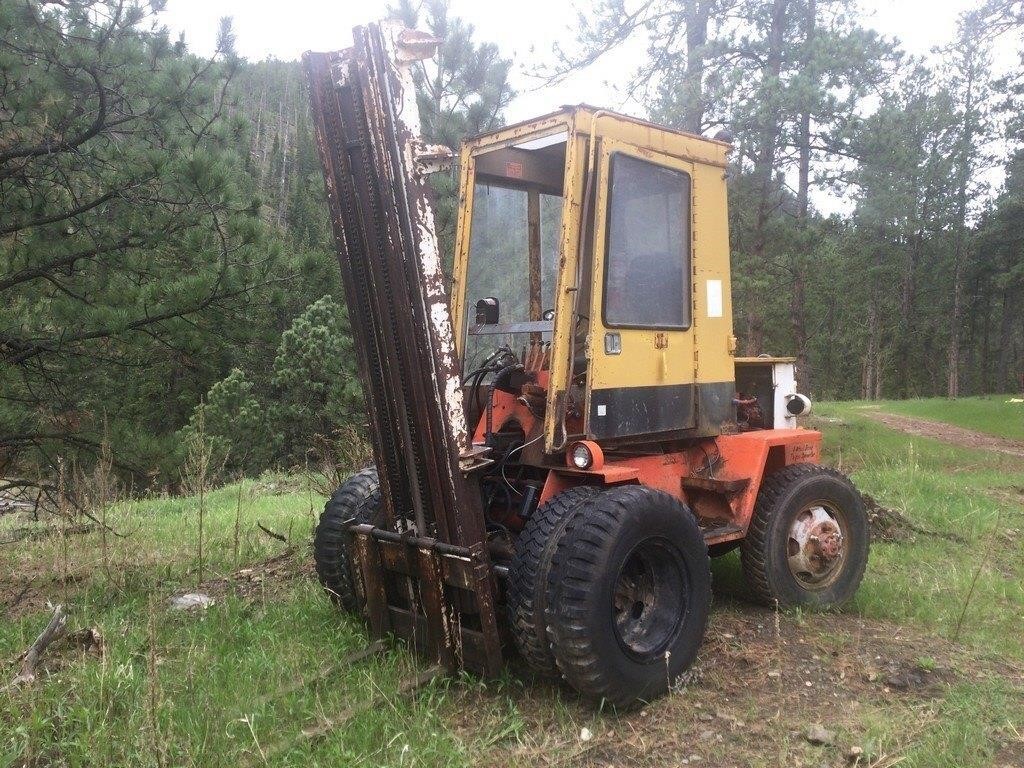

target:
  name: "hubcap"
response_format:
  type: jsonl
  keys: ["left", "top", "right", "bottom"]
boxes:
{"left": 787, "top": 502, "right": 847, "bottom": 589}
{"left": 612, "top": 540, "right": 686, "bottom": 659}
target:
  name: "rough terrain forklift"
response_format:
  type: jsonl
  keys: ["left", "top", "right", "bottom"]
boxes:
{"left": 304, "top": 22, "right": 869, "bottom": 707}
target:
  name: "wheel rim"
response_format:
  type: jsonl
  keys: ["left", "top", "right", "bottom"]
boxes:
{"left": 611, "top": 538, "right": 687, "bottom": 660}
{"left": 786, "top": 500, "right": 848, "bottom": 590}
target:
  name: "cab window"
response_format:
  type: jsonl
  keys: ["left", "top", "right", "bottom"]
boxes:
{"left": 603, "top": 154, "right": 691, "bottom": 329}
{"left": 463, "top": 183, "right": 561, "bottom": 371}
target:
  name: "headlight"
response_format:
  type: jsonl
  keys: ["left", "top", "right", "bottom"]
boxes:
{"left": 566, "top": 440, "right": 604, "bottom": 470}
{"left": 785, "top": 393, "right": 812, "bottom": 417}
{"left": 571, "top": 443, "right": 593, "bottom": 469}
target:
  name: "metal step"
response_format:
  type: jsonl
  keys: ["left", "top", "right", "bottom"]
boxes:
{"left": 701, "top": 524, "right": 744, "bottom": 544}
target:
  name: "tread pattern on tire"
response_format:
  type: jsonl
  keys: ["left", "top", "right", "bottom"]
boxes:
{"left": 313, "top": 466, "right": 381, "bottom": 611}
{"left": 507, "top": 485, "right": 601, "bottom": 675}
{"left": 740, "top": 463, "right": 866, "bottom": 606}
{"left": 546, "top": 485, "right": 711, "bottom": 707}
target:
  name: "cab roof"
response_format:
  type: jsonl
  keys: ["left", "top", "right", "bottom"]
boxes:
{"left": 461, "top": 104, "right": 732, "bottom": 169}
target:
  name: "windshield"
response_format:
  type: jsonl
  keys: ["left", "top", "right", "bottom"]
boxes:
{"left": 462, "top": 183, "right": 562, "bottom": 372}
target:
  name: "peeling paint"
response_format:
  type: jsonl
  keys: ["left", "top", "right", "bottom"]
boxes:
{"left": 304, "top": 21, "right": 502, "bottom": 676}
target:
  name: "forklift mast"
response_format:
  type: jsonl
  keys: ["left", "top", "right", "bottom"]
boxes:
{"left": 305, "top": 23, "right": 502, "bottom": 674}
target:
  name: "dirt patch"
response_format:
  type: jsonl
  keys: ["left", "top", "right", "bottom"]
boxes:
{"left": 0, "top": 570, "right": 88, "bottom": 621}
{"left": 1, "top": 580, "right": 44, "bottom": 620}
{"left": 466, "top": 604, "right": 1022, "bottom": 768}
{"left": 863, "top": 493, "right": 966, "bottom": 544}
{"left": 196, "top": 549, "right": 312, "bottom": 602}
{"left": 861, "top": 410, "right": 1024, "bottom": 459}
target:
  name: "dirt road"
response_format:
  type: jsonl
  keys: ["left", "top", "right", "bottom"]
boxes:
{"left": 859, "top": 409, "right": 1024, "bottom": 459}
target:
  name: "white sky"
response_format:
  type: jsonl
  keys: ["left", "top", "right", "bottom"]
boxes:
{"left": 157, "top": 0, "right": 1020, "bottom": 211}
{"left": 157, "top": 0, "right": 1019, "bottom": 122}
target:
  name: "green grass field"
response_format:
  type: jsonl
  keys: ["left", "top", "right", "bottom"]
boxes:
{"left": 1, "top": 402, "right": 1022, "bottom": 767}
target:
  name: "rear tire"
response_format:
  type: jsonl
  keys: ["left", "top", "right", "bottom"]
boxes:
{"left": 313, "top": 466, "right": 383, "bottom": 612}
{"left": 740, "top": 464, "right": 869, "bottom": 608}
{"left": 507, "top": 485, "right": 601, "bottom": 675}
{"left": 546, "top": 485, "right": 711, "bottom": 708}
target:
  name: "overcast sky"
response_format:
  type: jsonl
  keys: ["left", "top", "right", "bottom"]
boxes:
{"left": 158, "top": 0, "right": 1019, "bottom": 122}
{"left": 156, "top": 0, "right": 1019, "bottom": 212}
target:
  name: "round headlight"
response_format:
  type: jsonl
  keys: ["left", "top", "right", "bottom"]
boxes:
{"left": 785, "top": 393, "right": 812, "bottom": 417}
{"left": 566, "top": 441, "right": 604, "bottom": 470}
{"left": 571, "top": 443, "right": 593, "bottom": 469}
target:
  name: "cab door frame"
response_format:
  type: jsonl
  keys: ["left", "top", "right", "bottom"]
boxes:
{"left": 583, "top": 139, "right": 698, "bottom": 442}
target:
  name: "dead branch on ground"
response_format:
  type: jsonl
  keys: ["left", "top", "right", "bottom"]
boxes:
{"left": 0, "top": 522, "right": 96, "bottom": 545}
{"left": 250, "top": 640, "right": 387, "bottom": 710}
{"left": 8, "top": 603, "right": 67, "bottom": 687}
{"left": 256, "top": 521, "right": 288, "bottom": 544}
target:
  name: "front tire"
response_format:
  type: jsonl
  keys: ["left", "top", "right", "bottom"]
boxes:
{"left": 313, "top": 466, "right": 383, "bottom": 612}
{"left": 740, "top": 464, "right": 869, "bottom": 608}
{"left": 507, "top": 485, "right": 601, "bottom": 675}
{"left": 546, "top": 485, "right": 712, "bottom": 708}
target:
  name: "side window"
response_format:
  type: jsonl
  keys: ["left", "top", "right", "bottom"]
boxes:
{"left": 603, "top": 154, "right": 691, "bottom": 328}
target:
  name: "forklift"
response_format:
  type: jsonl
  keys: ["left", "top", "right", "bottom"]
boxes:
{"left": 304, "top": 22, "right": 868, "bottom": 707}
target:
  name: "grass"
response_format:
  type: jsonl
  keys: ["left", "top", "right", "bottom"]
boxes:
{"left": 1, "top": 402, "right": 1023, "bottom": 766}
{"left": 863, "top": 394, "right": 1024, "bottom": 441}
{"left": 814, "top": 402, "right": 1024, "bottom": 660}
{"left": 0, "top": 476, "right": 499, "bottom": 766}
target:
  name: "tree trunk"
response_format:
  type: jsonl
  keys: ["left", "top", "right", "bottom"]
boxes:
{"left": 276, "top": 104, "right": 290, "bottom": 227}
{"left": 863, "top": 231, "right": 886, "bottom": 401}
{"left": 896, "top": 146, "right": 936, "bottom": 398}
{"left": 996, "top": 284, "right": 1018, "bottom": 390}
{"left": 978, "top": 276, "right": 993, "bottom": 394}
{"left": 790, "top": 273, "right": 810, "bottom": 390}
{"left": 863, "top": 287, "right": 879, "bottom": 400}
{"left": 795, "top": 0, "right": 814, "bottom": 224}
{"left": 791, "top": 0, "right": 815, "bottom": 394}
{"left": 896, "top": 243, "right": 917, "bottom": 397}
{"left": 947, "top": 249, "right": 964, "bottom": 399}
{"left": 747, "top": 0, "right": 789, "bottom": 357}
{"left": 947, "top": 36, "right": 979, "bottom": 399}
{"left": 681, "top": 0, "right": 712, "bottom": 134}
{"left": 751, "top": 0, "right": 789, "bottom": 265}
{"left": 744, "top": 302, "right": 765, "bottom": 356}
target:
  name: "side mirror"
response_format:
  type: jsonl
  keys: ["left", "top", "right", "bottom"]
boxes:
{"left": 475, "top": 297, "right": 499, "bottom": 325}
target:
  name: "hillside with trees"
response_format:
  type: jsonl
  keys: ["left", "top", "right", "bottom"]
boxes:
{"left": 1, "top": 0, "right": 1022, "bottom": 502}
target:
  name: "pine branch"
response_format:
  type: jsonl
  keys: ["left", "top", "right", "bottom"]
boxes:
{"left": 0, "top": 67, "right": 107, "bottom": 167}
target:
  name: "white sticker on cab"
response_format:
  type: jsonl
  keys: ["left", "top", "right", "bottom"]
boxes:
{"left": 707, "top": 279, "right": 723, "bottom": 319}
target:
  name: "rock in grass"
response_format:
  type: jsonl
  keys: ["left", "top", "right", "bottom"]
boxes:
{"left": 170, "top": 593, "right": 215, "bottom": 611}
{"left": 805, "top": 724, "right": 834, "bottom": 745}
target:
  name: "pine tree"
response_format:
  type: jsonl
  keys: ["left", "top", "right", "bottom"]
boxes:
{"left": 0, "top": 1, "right": 275, "bottom": 496}
{"left": 943, "top": 11, "right": 997, "bottom": 398}
{"left": 389, "top": 0, "right": 515, "bottom": 261}
{"left": 269, "top": 296, "right": 362, "bottom": 462}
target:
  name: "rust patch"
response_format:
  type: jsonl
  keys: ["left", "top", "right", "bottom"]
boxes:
{"left": 304, "top": 22, "right": 501, "bottom": 676}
